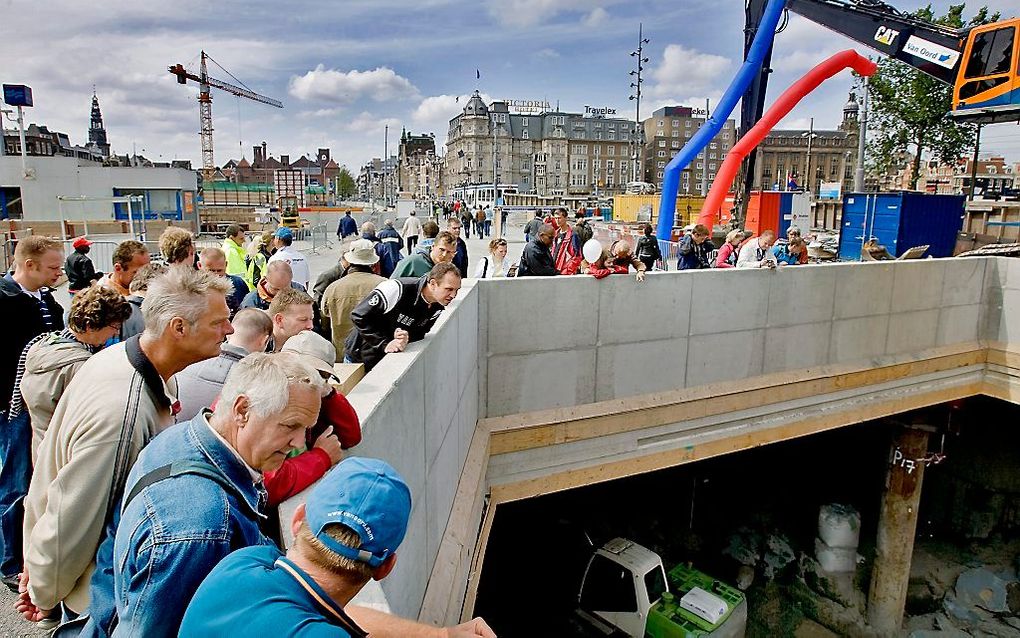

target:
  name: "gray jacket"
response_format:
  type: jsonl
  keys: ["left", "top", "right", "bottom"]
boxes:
{"left": 173, "top": 344, "right": 249, "bottom": 422}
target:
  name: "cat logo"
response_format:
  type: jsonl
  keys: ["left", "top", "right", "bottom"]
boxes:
{"left": 874, "top": 26, "right": 900, "bottom": 46}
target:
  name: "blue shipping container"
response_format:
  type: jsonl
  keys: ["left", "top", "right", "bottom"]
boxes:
{"left": 776, "top": 192, "right": 795, "bottom": 237}
{"left": 838, "top": 192, "right": 964, "bottom": 259}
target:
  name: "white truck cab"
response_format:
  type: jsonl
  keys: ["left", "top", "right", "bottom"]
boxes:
{"left": 576, "top": 538, "right": 747, "bottom": 638}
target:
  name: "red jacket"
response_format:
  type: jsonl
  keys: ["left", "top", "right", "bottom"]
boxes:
{"left": 263, "top": 390, "right": 361, "bottom": 506}
{"left": 553, "top": 226, "right": 582, "bottom": 275}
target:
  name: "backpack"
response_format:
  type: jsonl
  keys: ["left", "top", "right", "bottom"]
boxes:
{"left": 574, "top": 219, "right": 594, "bottom": 244}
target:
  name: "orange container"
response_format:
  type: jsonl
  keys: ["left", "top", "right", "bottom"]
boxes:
{"left": 743, "top": 191, "right": 781, "bottom": 235}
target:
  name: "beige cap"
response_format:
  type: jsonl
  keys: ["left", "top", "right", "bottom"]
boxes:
{"left": 344, "top": 238, "right": 380, "bottom": 266}
{"left": 281, "top": 330, "right": 338, "bottom": 379}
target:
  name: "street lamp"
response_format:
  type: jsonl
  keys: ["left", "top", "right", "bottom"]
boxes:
{"left": 628, "top": 24, "right": 649, "bottom": 185}
{"left": 801, "top": 117, "right": 819, "bottom": 193}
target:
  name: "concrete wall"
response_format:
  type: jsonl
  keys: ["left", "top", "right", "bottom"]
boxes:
{"left": 479, "top": 258, "right": 992, "bottom": 418}
{"left": 307, "top": 281, "right": 482, "bottom": 619}
{"left": 283, "top": 257, "right": 1012, "bottom": 623}
{"left": 1, "top": 156, "right": 197, "bottom": 220}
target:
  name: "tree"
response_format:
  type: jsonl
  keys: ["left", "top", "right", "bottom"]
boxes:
{"left": 865, "top": 3, "right": 999, "bottom": 189}
{"left": 336, "top": 166, "right": 357, "bottom": 199}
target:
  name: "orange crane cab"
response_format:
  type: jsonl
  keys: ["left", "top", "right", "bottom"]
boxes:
{"left": 954, "top": 18, "right": 1020, "bottom": 124}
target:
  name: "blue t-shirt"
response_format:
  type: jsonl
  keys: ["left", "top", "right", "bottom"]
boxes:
{"left": 179, "top": 545, "right": 368, "bottom": 638}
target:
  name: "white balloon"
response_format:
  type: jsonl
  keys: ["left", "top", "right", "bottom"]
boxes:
{"left": 582, "top": 239, "right": 603, "bottom": 264}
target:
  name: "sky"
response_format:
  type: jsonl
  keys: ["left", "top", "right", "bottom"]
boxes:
{"left": 1, "top": 0, "right": 1017, "bottom": 171}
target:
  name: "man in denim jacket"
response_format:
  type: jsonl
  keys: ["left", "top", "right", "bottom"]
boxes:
{"left": 81, "top": 352, "right": 326, "bottom": 637}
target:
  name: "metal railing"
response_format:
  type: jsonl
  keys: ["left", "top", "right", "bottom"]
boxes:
{"left": 310, "top": 223, "right": 334, "bottom": 255}
{"left": 61, "top": 240, "right": 120, "bottom": 274}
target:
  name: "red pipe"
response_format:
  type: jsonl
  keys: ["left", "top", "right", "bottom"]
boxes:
{"left": 699, "top": 49, "right": 877, "bottom": 227}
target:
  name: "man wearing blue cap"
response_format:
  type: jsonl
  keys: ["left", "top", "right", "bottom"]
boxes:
{"left": 179, "top": 457, "right": 496, "bottom": 638}
{"left": 269, "top": 227, "right": 310, "bottom": 290}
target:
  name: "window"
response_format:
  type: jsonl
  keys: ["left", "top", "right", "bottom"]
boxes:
{"left": 685, "top": 131, "right": 692, "bottom": 138}
{"left": 657, "top": 171, "right": 664, "bottom": 178}
{"left": 607, "top": 160, "right": 614, "bottom": 170}
{"left": 672, "top": 141, "right": 680, "bottom": 148}
{"left": 965, "top": 26, "right": 1015, "bottom": 78}
{"left": 697, "top": 162, "right": 703, "bottom": 169}
{"left": 658, "top": 141, "right": 666, "bottom": 148}
{"left": 710, "top": 152, "right": 716, "bottom": 159}
{"left": 672, "top": 120, "right": 680, "bottom": 127}
{"left": 657, "top": 120, "right": 664, "bottom": 127}
{"left": 522, "top": 117, "right": 529, "bottom": 127}
{"left": 685, "top": 121, "right": 691, "bottom": 128}
{"left": 523, "top": 130, "right": 529, "bottom": 139}
{"left": 593, "top": 146, "right": 601, "bottom": 156}
{"left": 710, "top": 163, "right": 716, "bottom": 170}
{"left": 657, "top": 161, "right": 665, "bottom": 168}
{"left": 657, "top": 150, "right": 666, "bottom": 157}
{"left": 645, "top": 568, "right": 667, "bottom": 607}
{"left": 607, "top": 146, "right": 615, "bottom": 156}
{"left": 672, "top": 131, "right": 680, "bottom": 138}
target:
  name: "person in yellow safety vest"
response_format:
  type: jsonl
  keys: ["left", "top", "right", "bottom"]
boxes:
{"left": 244, "top": 232, "right": 273, "bottom": 291}
{"left": 221, "top": 224, "right": 248, "bottom": 277}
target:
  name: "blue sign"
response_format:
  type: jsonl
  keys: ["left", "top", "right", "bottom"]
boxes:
{"left": 818, "top": 181, "right": 842, "bottom": 200}
{"left": 2, "top": 84, "right": 33, "bottom": 107}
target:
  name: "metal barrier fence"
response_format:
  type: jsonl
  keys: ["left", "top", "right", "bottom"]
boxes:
{"left": 61, "top": 240, "right": 119, "bottom": 274}
{"left": 310, "top": 224, "right": 334, "bottom": 255}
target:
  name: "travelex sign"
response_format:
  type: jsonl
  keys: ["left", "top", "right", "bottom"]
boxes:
{"left": 904, "top": 35, "right": 960, "bottom": 69}
{"left": 584, "top": 105, "right": 618, "bottom": 118}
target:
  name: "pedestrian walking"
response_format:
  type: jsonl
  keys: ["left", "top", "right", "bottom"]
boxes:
{"left": 402, "top": 211, "right": 423, "bottom": 254}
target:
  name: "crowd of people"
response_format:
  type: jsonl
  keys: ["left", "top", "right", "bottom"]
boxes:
{"left": 0, "top": 204, "right": 815, "bottom": 635}
{"left": 0, "top": 228, "right": 491, "bottom": 637}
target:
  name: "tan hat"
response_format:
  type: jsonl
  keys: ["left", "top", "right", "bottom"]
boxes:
{"left": 281, "top": 330, "right": 338, "bottom": 380}
{"left": 344, "top": 239, "right": 380, "bottom": 266}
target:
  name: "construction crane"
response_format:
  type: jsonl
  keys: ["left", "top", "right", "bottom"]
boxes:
{"left": 169, "top": 51, "right": 283, "bottom": 181}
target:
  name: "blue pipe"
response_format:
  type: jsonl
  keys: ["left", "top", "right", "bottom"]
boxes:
{"left": 655, "top": 0, "right": 787, "bottom": 240}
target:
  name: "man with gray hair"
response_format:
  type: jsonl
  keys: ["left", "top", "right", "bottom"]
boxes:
{"left": 18, "top": 267, "right": 234, "bottom": 625}
{"left": 81, "top": 352, "right": 326, "bottom": 637}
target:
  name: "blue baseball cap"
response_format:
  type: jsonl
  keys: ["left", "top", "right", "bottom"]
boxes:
{"left": 275, "top": 227, "right": 293, "bottom": 240}
{"left": 305, "top": 457, "right": 412, "bottom": 568}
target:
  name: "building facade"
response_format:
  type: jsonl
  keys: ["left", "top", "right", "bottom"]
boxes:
{"left": 750, "top": 93, "right": 860, "bottom": 196}
{"left": 642, "top": 106, "right": 737, "bottom": 194}
{"left": 443, "top": 91, "right": 638, "bottom": 198}
{"left": 919, "top": 155, "right": 1016, "bottom": 196}
{"left": 397, "top": 130, "right": 443, "bottom": 198}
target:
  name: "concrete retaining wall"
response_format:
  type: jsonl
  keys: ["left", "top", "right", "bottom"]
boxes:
{"left": 282, "top": 256, "right": 1017, "bottom": 623}
{"left": 480, "top": 258, "right": 993, "bottom": 417}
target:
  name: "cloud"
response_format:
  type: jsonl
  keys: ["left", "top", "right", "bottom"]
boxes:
{"left": 491, "top": 0, "right": 619, "bottom": 28}
{"left": 533, "top": 47, "right": 561, "bottom": 60}
{"left": 582, "top": 7, "right": 608, "bottom": 27}
{"left": 343, "top": 111, "right": 402, "bottom": 134}
{"left": 288, "top": 65, "right": 419, "bottom": 103}
{"left": 650, "top": 45, "right": 733, "bottom": 99}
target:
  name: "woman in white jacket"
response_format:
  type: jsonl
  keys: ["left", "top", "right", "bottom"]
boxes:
{"left": 474, "top": 238, "right": 511, "bottom": 278}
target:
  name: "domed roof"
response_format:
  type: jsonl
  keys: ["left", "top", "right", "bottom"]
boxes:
{"left": 463, "top": 90, "right": 489, "bottom": 117}
{"left": 844, "top": 91, "right": 859, "bottom": 113}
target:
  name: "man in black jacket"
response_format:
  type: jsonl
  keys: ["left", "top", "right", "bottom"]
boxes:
{"left": 344, "top": 262, "right": 461, "bottom": 371}
{"left": 65, "top": 236, "right": 101, "bottom": 294}
{"left": 518, "top": 224, "right": 558, "bottom": 277}
{"left": 0, "top": 236, "right": 65, "bottom": 588}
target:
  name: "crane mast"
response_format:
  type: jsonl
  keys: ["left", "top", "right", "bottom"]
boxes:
{"left": 169, "top": 51, "right": 283, "bottom": 181}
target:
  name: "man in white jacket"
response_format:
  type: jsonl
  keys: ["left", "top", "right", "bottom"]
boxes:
{"left": 736, "top": 230, "right": 777, "bottom": 269}
{"left": 401, "top": 212, "right": 423, "bottom": 254}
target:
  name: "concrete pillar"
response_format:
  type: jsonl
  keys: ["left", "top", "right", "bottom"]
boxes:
{"left": 867, "top": 425, "right": 931, "bottom": 634}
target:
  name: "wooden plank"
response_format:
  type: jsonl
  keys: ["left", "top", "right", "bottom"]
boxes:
{"left": 488, "top": 381, "right": 985, "bottom": 504}
{"left": 487, "top": 346, "right": 987, "bottom": 455}
{"left": 330, "top": 363, "right": 365, "bottom": 396}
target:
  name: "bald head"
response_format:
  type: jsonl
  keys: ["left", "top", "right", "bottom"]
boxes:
{"left": 228, "top": 308, "right": 273, "bottom": 353}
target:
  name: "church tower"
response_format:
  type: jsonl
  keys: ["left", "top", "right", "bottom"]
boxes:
{"left": 88, "top": 89, "right": 111, "bottom": 158}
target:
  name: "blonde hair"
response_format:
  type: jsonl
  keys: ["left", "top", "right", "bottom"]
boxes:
{"left": 295, "top": 521, "right": 375, "bottom": 582}
{"left": 725, "top": 229, "right": 744, "bottom": 245}
{"left": 159, "top": 227, "right": 194, "bottom": 264}
{"left": 14, "top": 236, "right": 62, "bottom": 265}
